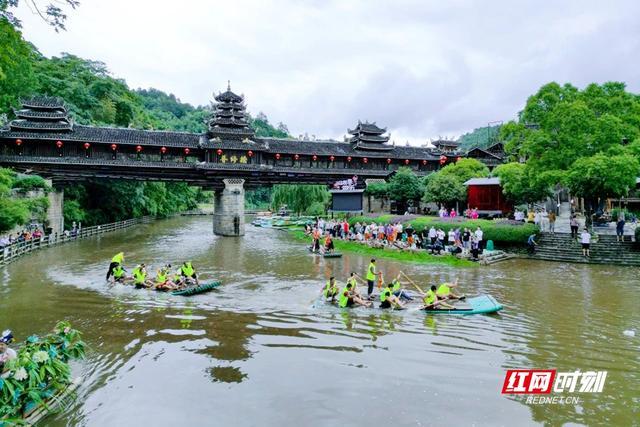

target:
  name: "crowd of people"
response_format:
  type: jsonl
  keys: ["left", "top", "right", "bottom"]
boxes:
{"left": 305, "top": 218, "right": 486, "bottom": 261}
{"left": 105, "top": 252, "right": 199, "bottom": 291}
{"left": 0, "top": 228, "right": 44, "bottom": 248}
{"left": 319, "top": 259, "right": 465, "bottom": 311}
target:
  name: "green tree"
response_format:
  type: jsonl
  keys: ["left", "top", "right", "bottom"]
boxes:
{"left": 0, "top": 19, "right": 37, "bottom": 113}
{"left": 387, "top": 167, "right": 422, "bottom": 204}
{"left": 439, "top": 158, "right": 490, "bottom": 184}
{"left": 566, "top": 154, "right": 640, "bottom": 203}
{"left": 271, "top": 185, "right": 329, "bottom": 216}
{"left": 423, "top": 173, "right": 466, "bottom": 208}
{"left": 1, "top": 0, "right": 79, "bottom": 32}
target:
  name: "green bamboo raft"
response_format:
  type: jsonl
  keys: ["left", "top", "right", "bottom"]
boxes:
{"left": 171, "top": 281, "right": 221, "bottom": 296}
{"left": 323, "top": 252, "right": 343, "bottom": 258}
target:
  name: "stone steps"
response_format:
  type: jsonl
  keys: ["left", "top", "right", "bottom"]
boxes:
{"left": 530, "top": 233, "right": 640, "bottom": 266}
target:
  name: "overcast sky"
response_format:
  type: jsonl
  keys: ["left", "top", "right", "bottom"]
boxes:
{"left": 15, "top": 0, "right": 640, "bottom": 144}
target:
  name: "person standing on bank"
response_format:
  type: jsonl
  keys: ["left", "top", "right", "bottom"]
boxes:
{"left": 570, "top": 215, "right": 579, "bottom": 239}
{"left": 548, "top": 210, "right": 556, "bottom": 234}
{"left": 616, "top": 215, "right": 626, "bottom": 242}
{"left": 580, "top": 228, "right": 591, "bottom": 257}
{"left": 474, "top": 226, "right": 484, "bottom": 252}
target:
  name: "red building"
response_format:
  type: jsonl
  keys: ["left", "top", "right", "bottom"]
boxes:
{"left": 464, "top": 177, "right": 512, "bottom": 215}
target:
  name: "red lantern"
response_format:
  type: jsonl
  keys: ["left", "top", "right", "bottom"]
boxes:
{"left": 312, "top": 155, "right": 318, "bottom": 161}
{"left": 404, "top": 159, "right": 410, "bottom": 165}
{"left": 184, "top": 148, "right": 190, "bottom": 155}
{"left": 136, "top": 145, "right": 143, "bottom": 153}
{"left": 294, "top": 154, "right": 300, "bottom": 160}
{"left": 347, "top": 156, "right": 352, "bottom": 163}
{"left": 363, "top": 157, "right": 368, "bottom": 164}
{"left": 216, "top": 149, "right": 223, "bottom": 156}
{"left": 160, "top": 146, "right": 167, "bottom": 154}
{"left": 247, "top": 150, "right": 254, "bottom": 157}
{"left": 439, "top": 155, "right": 447, "bottom": 165}
{"left": 386, "top": 158, "right": 392, "bottom": 164}
{"left": 111, "top": 144, "right": 117, "bottom": 151}
{"left": 275, "top": 153, "right": 281, "bottom": 160}
{"left": 55, "top": 140, "right": 63, "bottom": 148}
{"left": 83, "top": 142, "right": 90, "bottom": 150}
{"left": 329, "top": 155, "right": 335, "bottom": 162}
{"left": 15, "top": 139, "right": 22, "bottom": 146}
{"left": 456, "top": 156, "right": 462, "bottom": 162}
{"left": 422, "top": 159, "right": 427, "bottom": 166}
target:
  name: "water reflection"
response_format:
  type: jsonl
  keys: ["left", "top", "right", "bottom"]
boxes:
{"left": 0, "top": 217, "right": 637, "bottom": 426}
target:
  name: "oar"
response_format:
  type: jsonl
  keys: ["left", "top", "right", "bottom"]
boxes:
{"left": 400, "top": 271, "right": 425, "bottom": 296}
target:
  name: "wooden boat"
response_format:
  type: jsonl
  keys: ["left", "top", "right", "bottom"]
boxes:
{"left": 171, "top": 281, "right": 221, "bottom": 296}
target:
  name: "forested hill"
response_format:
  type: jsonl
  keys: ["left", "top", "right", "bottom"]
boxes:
{"left": 0, "top": 18, "right": 289, "bottom": 230}
{"left": 457, "top": 124, "right": 502, "bottom": 151}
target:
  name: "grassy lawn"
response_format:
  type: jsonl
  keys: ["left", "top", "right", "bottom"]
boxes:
{"left": 288, "top": 230, "right": 475, "bottom": 267}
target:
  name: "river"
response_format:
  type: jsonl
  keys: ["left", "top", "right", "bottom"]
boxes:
{"left": 0, "top": 216, "right": 638, "bottom": 426}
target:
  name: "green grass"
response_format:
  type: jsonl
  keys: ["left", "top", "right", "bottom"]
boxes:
{"left": 288, "top": 230, "right": 475, "bottom": 267}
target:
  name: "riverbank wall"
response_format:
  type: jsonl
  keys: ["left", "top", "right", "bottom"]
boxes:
{"left": 0, "top": 216, "right": 155, "bottom": 266}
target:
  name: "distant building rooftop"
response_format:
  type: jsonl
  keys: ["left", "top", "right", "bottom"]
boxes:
{"left": 464, "top": 177, "right": 501, "bottom": 186}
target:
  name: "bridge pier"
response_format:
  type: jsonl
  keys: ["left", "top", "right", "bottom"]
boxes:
{"left": 46, "top": 181, "right": 64, "bottom": 235}
{"left": 213, "top": 179, "right": 245, "bottom": 236}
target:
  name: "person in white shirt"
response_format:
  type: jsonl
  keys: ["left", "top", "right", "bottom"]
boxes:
{"left": 447, "top": 229, "right": 456, "bottom": 246}
{"left": 580, "top": 228, "right": 592, "bottom": 257}
{"left": 474, "top": 226, "right": 484, "bottom": 251}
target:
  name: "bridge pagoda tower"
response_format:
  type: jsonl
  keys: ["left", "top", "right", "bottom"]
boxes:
{"left": 208, "top": 83, "right": 253, "bottom": 236}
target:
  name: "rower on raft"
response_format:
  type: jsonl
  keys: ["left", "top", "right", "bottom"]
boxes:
{"left": 180, "top": 261, "right": 198, "bottom": 285}
{"left": 391, "top": 274, "right": 414, "bottom": 301}
{"left": 106, "top": 252, "right": 124, "bottom": 281}
{"left": 338, "top": 282, "right": 372, "bottom": 308}
{"left": 420, "top": 285, "right": 455, "bottom": 310}
{"left": 154, "top": 264, "right": 177, "bottom": 291}
{"left": 324, "top": 234, "right": 335, "bottom": 253}
{"left": 379, "top": 282, "right": 405, "bottom": 309}
{"left": 321, "top": 276, "right": 339, "bottom": 302}
{"left": 131, "top": 264, "right": 154, "bottom": 289}
{"left": 436, "top": 278, "right": 465, "bottom": 301}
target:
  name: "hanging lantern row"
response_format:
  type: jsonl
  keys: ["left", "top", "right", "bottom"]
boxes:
{"left": 264, "top": 152, "right": 432, "bottom": 165}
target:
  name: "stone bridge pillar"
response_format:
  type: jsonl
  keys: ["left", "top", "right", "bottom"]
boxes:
{"left": 213, "top": 179, "right": 245, "bottom": 236}
{"left": 46, "top": 181, "right": 64, "bottom": 235}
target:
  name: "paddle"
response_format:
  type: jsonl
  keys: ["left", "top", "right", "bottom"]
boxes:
{"left": 400, "top": 271, "right": 425, "bottom": 296}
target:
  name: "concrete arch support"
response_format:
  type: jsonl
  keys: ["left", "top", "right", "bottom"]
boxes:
{"left": 213, "top": 179, "right": 245, "bottom": 236}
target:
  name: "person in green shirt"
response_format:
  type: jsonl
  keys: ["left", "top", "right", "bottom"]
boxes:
{"left": 106, "top": 252, "right": 124, "bottom": 281}
{"left": 380, "top": 282, "right": 404, "bottom": 309}
{"left": 154, "top": 264, "right": 176, "bottom": 291}
{"left": 338, "top": 282, "right": 372, "bottom": 308}
{"left": 131, "top": 264, "right": 153, "bottom": 289}
{"left": 112, "top": 264, "right": 128, "bottom": 283}
{"left": 180, "top": 261, "right": 199, "bottom": 285}
{"left": 435, "top": 278, "right": 464, "bottom": 300}
{"left": 391, "top": 274, "right": 414, "bottom": 301}
{"left": 420, "top": 285, "right": 454, "bottom": 310}
{"left": 321, "top": 276, "right": 340, "bottom": 302}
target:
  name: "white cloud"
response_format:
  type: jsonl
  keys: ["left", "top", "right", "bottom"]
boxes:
{"left": 15, "top": 0, "right": 640, "bottom": 144}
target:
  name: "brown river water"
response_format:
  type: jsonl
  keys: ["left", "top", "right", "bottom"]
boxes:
{"left": 0, "top": 216, "right": 638, "bottom": 426}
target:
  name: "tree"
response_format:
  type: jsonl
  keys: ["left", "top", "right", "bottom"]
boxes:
{"left": 439, "top": 158, "right": 490, "bottom": 184}
{"left": 566, "top": 154, "right": 640, "bottom": 204}
{"left": 0, "top": 19, "right": 37, "bottom": 112}
{"left": 423, "top": 173, "right": 466, "bottom": 208}
{"left": 271, "top": 185, "right": 329, "bottom": 216}
{"left": 387, "top": 167, "right": 422, "bottom": 204}
{"left": 1, "top": 0, "right": 80, "bottom": 32}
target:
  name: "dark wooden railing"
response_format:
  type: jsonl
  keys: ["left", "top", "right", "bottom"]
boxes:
{"left": 0, "top": 216, "right": 154, "bottom": 266}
